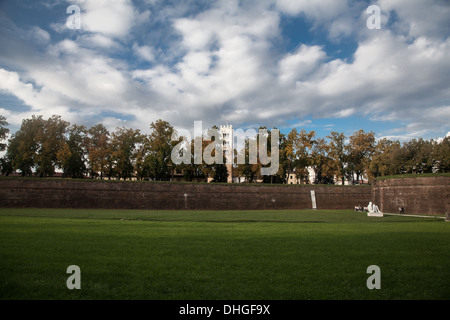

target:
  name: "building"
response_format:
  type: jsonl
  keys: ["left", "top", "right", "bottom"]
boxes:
{"left": 286, "top": 168, "right": 369, "bottom": 185}
{"left": 286, "top": 167, "right": 316, "bottom": 184}
{"left": 219, "top": 124, "right": 233, "bottom": 183}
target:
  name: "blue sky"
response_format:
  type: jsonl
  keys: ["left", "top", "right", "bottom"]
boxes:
{"left": 0, "top": 0, "right": 449, "bottom": 141}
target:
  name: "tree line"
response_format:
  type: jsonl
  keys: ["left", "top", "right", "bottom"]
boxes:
{"left": 0, "top": 114, "right": 448, "bottom": 184}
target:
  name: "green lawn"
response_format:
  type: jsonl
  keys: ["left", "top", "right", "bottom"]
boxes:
{"left": 0, "top": 208, "right": 449, "bottom": 300}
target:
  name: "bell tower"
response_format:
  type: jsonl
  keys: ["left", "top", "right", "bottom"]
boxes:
{"left": 219, "top": 124, "right": 233, "bottom": 183}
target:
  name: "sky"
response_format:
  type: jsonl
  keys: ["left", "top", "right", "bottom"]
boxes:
{"left": 0, "top": 0, "right": 449, "bottom": 142}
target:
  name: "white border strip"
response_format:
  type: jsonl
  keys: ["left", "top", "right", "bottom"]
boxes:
{"left": 384, "top": 213, "right": 446, "bottom": 220}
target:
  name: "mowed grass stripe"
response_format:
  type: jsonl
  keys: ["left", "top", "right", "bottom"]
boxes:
{"left": 0, "top": 209, "right": 449, "bottom": 300}
{"left": 0, "top": 208, "right": 444, "bottom": 223}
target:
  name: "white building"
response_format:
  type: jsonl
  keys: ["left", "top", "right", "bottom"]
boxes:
{"left": 286, "top": 167, "right": 316, "bottom": 184}
{"left": 286, "top": 167, "right": 365, "bottom": 185}
{"left": 219, "top": 124, "right": 233, "bottom": 183}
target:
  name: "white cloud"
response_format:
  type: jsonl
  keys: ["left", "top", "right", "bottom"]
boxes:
{"left": 174, "top": 18, "right": 215, "bottom": 51}
{"left": 296, "top": 30, "right": 450, "bottom": 123}
{"left": 30, "top": 26, "right": 51, "bottom": 44}
{"left": 79, "top": 34, "right": 121, "bottom": 49}
{"left": 133, "top": 0, "right": 281, "bottom": 117}
{"left": 133, "top": 44, "right": 156, "bottom": 62}
{"left": 0, "top": 0, "right": 449, "bottom": 140}
{"left": 0, "top": 68, "right": 46, "bottom": 112}
{"left": 289, "top": 119, "right": 313, "bottom": 128}
{"left": 276, "top": 0, "right": 348, "bottom": 19}
{"left": 81, "top": 0, "right": 136, "bottom": 38}
{"left": 0, "top": 68, "right": 80, "bottom": 127}
{"left": 276, "top": 0, "right": 356, "bottom": 40}
{"left": 278, "top": 44, "right": 327, "bottom": 84}
{"left": 377, "top": 0, "right": 450, "bottom": 39}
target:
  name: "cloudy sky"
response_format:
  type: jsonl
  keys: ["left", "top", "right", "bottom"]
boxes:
{"left": 0, "top": 0, "right": 449, "bottom": 141}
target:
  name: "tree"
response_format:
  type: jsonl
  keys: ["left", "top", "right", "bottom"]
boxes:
{"left": 0, "top": 115, "right": 9, "bottom": 152}
{"left": 235, "top": 135, "right": 261, "bottom": 183}
{"left": 327, "top": 131, "right": 348, "bottom": 185}
{"left": 35, "top": 115, "right": 69, "bottom": 177}
{"left": 0, "top": 115, "right": 12, "bottom": 175}
{"left": 194, "top": 136, "right": 215, "bottom": 182}
{"left": 347, "top": 129, "right": 375, "bottom": 184}
{"left": 368, "top": 138, "right": 400, "bottom": 178}
{"left": 146, "top": 119, "right": 175, "bottom": 181}
{"left": 401, "top": 138, "right": 434, "bottom": 174}
{"left": 134, "top": 134, "right": 151, "bottom": 180}
{"left": 283, "top": 128, "right": 316, "bottom": 183}
{"left": 266, "top": 131, "right": 288, "bottom": 184}
{"left": 211, "top": 161, "right": 229, "bottom": 182}
{"left": 274, "top": 131, "right": 290, "bottom": 184}
{"left": 86, "top": 124, "right": 111, "bottom": 179}
{"left": 433, "top": 137, "right": 450, "bottom": 173}
{"left": 172, "top": 135, "right": 206, "bottom": 182}
{"left": 110, "top": 127, "right": 142, "bottom": 180}
{"left": 6, "top": 115, "right": 44, "bottom": 176}
{"left": 57, "top": 124, "right": 87, "bottom": 178}
{"left": 261, "top": 127, "right": 284, "bottom": 184}
{"left": 311, "top": 137, "right": 335, "bottom": 184}
{"left": 295, "top": 129, "right": 316, "bottom": 183}
{"left": 202, "top": 125, "right": 229, "bottom": 183}
{"left": 284, "top": 129, "right": 298, "bottom": 183}
{"left": 173, "top": 124, "right": 229, "bottom": 183}
{"left": 176, "top": 137, "right": 197, "bottom": 181}
{"left": 0, "top": 157, "right": 13, "bottom": 176}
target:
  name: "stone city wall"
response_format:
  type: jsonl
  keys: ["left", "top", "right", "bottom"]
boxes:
{"left": 371, "top": 176, "right": 450, "bottom": 215}
{"left": 1, "top": 177, "right": 448, "bottom": 215}
{"left": 0, "top": 179, "right": 371, "bottom": 211}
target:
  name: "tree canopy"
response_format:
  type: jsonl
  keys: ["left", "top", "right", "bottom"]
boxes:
{"left": 1, "top": 114, "right": 448, "bottom": 183}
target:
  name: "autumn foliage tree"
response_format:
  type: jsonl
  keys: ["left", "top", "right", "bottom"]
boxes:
{"left": 347, "top": 130, "right": 375, "bottom": 184}
{"left": 235, "top": 136, "right": 260, "bottom": 183}
{"left": 327, "top": 131, "right": 348, "bottom": 185}
{"left": 110, "top": 127, "right": 143, "bottom": 180}
{"left": 310, "top": 137, "right": 335, "bottom": 184}
{"left": 86, "top": 124, "right": 110, "bottom": 179}
{"left": 368, "top": 138, "right": 401, "bottom": 178}
{"left": 35, "top": 115, "right": 69, "bottom": 177}
{"left": 2, "top": 114, "right": 449, "bottom": 182}
{"left": 57, "top": 124, "right": 87, "bottom": 178}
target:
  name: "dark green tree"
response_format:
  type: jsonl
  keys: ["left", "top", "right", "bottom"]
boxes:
{"left": 0, "top": 115, "right": 12, "bottom": 175}
{"left": 57, "top": 124, "right": 87, "bottom": 178}
{"left": 211, "top": 161, "right": 229, "bottom": 182}
{"left": 235, "top": 136, "right": 260, "bottom": 183}
{"left": 0, "top": 115, "right": 9, "bottom": 152}
{"left": 368, "top": 138, "right": 401, "bottom": 178}
{"left": 6, "top": 115, "right": 44, "bottom": 176}
{"left": 86, "top": 124, "right": 111, "bottom": 179}
{"left": 110, "top": 127, "right": 142, "bottom": 180}
{"left": 146, "top": 119, "right": 175, "bottom": 181}
{"left": 433, "top": 137, "right": 450, "bottom": 173}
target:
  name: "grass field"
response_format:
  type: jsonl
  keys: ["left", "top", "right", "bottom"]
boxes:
{"left": 0, "top": 208, "right": 449, "bottom": 300}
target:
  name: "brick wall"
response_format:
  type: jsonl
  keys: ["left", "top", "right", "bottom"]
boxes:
{"left": 2, "top": 177, "right": 447, "bottom": 214}
{"left": 372, "top": 177, "right": 450, "bottom": 215}
{"left": 0, "top": 179, "right": 371, "bottom": 211}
